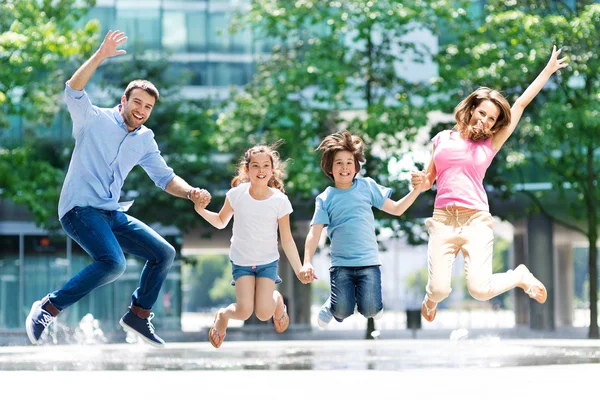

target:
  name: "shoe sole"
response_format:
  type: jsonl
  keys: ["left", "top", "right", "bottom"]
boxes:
{"left": 25, "top": 301, "right": 42, "bottom": 345}
{"left": 119, "top": 319, "right": 165, "bottom": 349}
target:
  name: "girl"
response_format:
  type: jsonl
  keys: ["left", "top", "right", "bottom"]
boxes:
{"left": 192, "top": 144, "right": 314, "bottom": 348}
{"left": 304, "top": 130, "right": 426, "bottom": 327}
{"left": 412, "top": 46, "right": 568, "bottom": 322}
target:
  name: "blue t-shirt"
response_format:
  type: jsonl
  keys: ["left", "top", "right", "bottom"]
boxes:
{"left": 311, "top": 177, "right": 392, "bottom": 267}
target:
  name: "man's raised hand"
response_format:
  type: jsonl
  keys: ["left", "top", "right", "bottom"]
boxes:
{"left": 97, "top": 30, "right": 128, "bottom": 59}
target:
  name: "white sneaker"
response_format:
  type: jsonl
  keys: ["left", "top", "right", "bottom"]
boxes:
{"left": 373, "top": 308, "right": 384, "bottom": 320}
{"left": 317, "top": 303, "right": 333, "bottom": 328}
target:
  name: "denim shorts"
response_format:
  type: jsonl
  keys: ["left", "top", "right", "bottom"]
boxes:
{"left": 230, "top": 259, "right": 282, "bottom": 286}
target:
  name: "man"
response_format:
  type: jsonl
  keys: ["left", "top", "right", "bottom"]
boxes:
{"left": 25, "top": 30, "right": 209, "bottom": 348}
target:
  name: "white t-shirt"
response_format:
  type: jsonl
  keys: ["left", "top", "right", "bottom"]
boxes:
{"left": 226, "top": 182, "right": 293, "bottom": 266}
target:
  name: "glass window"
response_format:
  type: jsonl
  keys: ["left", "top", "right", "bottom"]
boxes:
{"left": 230, "top": 26, "right": 253, "bottom": 54}
{"left": 0, "top": 236, "right": 20, "bottom": 329}
{"left": 208, "top": 12, "right": 230, "bottom": 52}
{"left": 0, "top": 113, "right": 22, "bottom": 147}
{"left": 187, "top": 62, "right": 209, "bottom": 86}
{"left": 209, "top": 62, "right": 228, "bottom": 86}
{"left": 115, "top": 7, "right": 161, "bottom": 50}
{"left": 22, "top": 235, "right": 70, "bottom": 324}
{"left": 85, "top": 7, "right": 115, "bottom": 31}
{"left": 204, "top": 62, "right": 254, "bottom": 87}
{"left": 187, "top": 12, "right": 208, "bottom": 52}
{"left": 228, "top": 63, "right": 254, "bottom": 86}
{"left": 163, "top": 11, "right": 187, "bottom": 53}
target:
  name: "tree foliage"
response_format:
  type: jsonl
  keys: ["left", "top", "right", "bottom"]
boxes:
{"left": 0, "top": 0, "right": 98, "bottom": 125}
{"left": 220, "top": 0, "right": 467, "bottom": 222}
{"left": 0, "top": 0, "right": 99, "bottom": 229}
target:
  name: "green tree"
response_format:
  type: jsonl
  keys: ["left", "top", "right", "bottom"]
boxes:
{"left": 437, "top": 1, "right": 600, "bottom": 337}
{"left": 182, "top": 254, "right": 231, "bottom": 310}
{"left": 0, "top": 0, "right": 98, "bottom": 126}
{"left": 209, "top": 267, "right": 237, "bottom": 305}
{"left": 0, "top": 0, "right": 99, "bottom": 229}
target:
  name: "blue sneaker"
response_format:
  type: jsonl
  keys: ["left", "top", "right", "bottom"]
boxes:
{"left": 317, "top": 301, "right": 333, "bottom": 328}
{"left": 119, "top": 306, "right": 165, "bottom": 348}
{"left": 25, "top": 297, "right": 59, "bottom": 345}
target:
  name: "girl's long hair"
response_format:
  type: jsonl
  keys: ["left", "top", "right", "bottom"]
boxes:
{"left": 453, "top": 87, "right": 511, "bottom": 141}
{"left": 231, "top": 143, "right": 286, "bottom": 193}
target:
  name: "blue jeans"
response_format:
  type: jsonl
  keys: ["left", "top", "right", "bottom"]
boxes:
{"left": 330, "top": 265, "right": 383, "bottom": 321}
{"left": 51, "top": 206, "right": 175, "bottom": 311}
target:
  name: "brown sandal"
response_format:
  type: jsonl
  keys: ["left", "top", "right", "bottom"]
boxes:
{"left": 421, "top": 296, "right": 437, "bottom": 322}
{"left": 208, "top": 312, "right": 226, "bottom": 348}
{"left": 520, "top": 265, "right": 547, "bottom": 304}
{"left": 274, "top": 305, "right": 289, "bottom": 333}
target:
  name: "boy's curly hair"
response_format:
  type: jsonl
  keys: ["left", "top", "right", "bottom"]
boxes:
{"left": 316, "top": 130, "right": 365, "bottom": 181}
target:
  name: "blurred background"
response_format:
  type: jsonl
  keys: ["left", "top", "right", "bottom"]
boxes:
{"left": 1, "top": 0, "right": 599, "bottom": 340}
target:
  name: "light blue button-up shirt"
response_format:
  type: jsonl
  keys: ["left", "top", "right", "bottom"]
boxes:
{"left": 58, "top": 83, "right": 175, "bottom": 219}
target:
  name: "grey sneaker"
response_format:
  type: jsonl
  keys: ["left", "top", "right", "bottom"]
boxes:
{"left": 317, "top": 301, "right": 333, "bottom": 328}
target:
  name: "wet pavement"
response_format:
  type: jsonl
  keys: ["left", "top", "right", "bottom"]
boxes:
{"left": 1, "top": 338, "right": 600, "bottom": 371}
{"left": 1, "top": 339, "right": 599, "bottom": 399}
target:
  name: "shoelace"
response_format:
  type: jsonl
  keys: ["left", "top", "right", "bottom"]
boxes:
{"left": 39, "top": 312, "right": 54, "bottom": 328}
{"left": 146, "top": 312, "right": 156, "bottom": 334}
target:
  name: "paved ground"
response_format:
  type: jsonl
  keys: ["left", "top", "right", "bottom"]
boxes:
{"left": 1, "top": 365, "right": 597, "bottom": 399}
{"left": 1, "top": 339, "right": 599, "bottom": 399}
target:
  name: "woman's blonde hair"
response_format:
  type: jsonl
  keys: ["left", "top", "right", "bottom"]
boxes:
{"left": 453, "top": 87, "right": 512, "bottom": 141}
{"left": 316, "top": 130, "right": 365, "bottom": 181}
{"left": 231, "top": 143, "right": 286, "bottom": 193}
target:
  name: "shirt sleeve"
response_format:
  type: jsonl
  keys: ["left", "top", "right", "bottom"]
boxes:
{"left": 431, "top": 131, "right": 444, "bottom": 147}
{"left": 138, "top": 137, "right": 175, "bottom": 190}
{"left": 310, "top": 195, "right": 329, "bottom": 226}
{"left": 225, "top": 186, "right": 239, "bottom": 209}
{"left": 277, "top": 195, "right": 293, "bottom": 219}
{"left": 364, "top": 177, "right": 393, "bottom": 210}
{"left": 64, "top": 82, "right": 98, "bottom": 139}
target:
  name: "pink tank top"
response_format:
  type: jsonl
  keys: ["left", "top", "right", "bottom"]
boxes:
{"left": 432, "top": 130, "right": 498, "bottom": 212}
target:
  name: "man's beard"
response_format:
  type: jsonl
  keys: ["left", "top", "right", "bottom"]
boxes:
{"left": 467, "top": 121, "right": 492, "bottom": 141}
{"left": 123, "top": 111, "right": 143, "bottom": 129}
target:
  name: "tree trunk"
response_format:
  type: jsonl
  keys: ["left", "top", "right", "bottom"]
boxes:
{"left": 364, "top": 27, "right": 375, "bottom": 341}
{"left": 587, "top": 142, "right": 598, "bottom": 338}
{"left": 366, "top": 317, "right": 376, "bottom": 340}
{"left": 589, "top": 242, "right": 598, "bottom": 339}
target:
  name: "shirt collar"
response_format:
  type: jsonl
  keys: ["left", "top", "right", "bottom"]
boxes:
{"left": 113, "top": 104, "right": 142, "bottom": 134}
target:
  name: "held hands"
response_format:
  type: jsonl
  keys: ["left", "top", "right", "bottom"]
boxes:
{"left": 190, "top": 188, "right": 211, "bottom": 212}
{"left": 97, "top": 30, "right": 128, "bottom": 59}
{"left": 297, "top": 263, "right": 317, "bottom": 284}
{"left": 545, "top": 45, "right": 568, "bottom": 74}
{"left": 410, "top": 171, "right": 430, "bottom": 192}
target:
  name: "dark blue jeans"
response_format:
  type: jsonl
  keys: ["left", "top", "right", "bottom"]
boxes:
{"left": 330, "top": 265, "right": 383, "bottom": 321}
{"left": 51, "top": 206, "right": 175, "bottom": 311}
